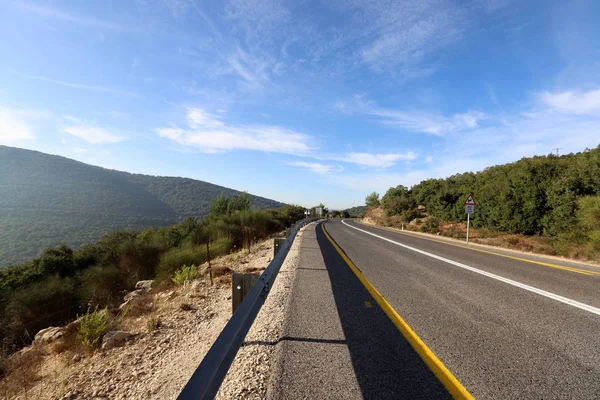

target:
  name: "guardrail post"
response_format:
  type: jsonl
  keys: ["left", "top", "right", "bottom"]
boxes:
{"left": 274, "top": 238, "right": 286, "bottom": 257}
{"left": 232, "top": 273, "right": 260, "bottom": 314}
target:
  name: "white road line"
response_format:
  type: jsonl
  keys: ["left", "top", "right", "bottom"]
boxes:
{"left": 341, "top": 220, "right": 600, "bottom": 317}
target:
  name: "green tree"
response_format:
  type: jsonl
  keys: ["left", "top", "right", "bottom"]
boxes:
{"left": 365, "top": 192, "right": 380, "bottom": 208}
{"left": 191, "top": 220, "right": 216, "bottom": 285}
{"left": 37, "top": 245, "right": 75, "bottom": 277}
{"left": 381, "top": 185, "right": 415, "bottom": 216}
{"left": 228, "top": 192, "right": 252, "bottom": 213}
{"left": 210, "top": 193, "right": 229, "bottom": 216}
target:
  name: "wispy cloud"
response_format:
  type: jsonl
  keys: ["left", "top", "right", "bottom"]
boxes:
{"left": 155, "top": 108, "right": 313, "bottom": 155}
{"left": 288, "top": 162, "right": 343, "bottom": 175}
{"left": 225, "top": 0, "right": 290, "bottom": 43}
{"left": 17, "top": 3, "right": 130, "bottom": 32}
{"left": 62, "top": 116, "right": 127, "bottom": 144}
{"left": 226, "top": 47, "right": 272, "bottom": 91}
{"left": 0, "top": 107, "right": 35, "bottom": 143}
{"left": 343, "top": 152, "right": 417, "bottom": 167}
{"left": 539, "top": 89, "right": 600, "bottom": 115}
{"left": 372, "top": 109, "right": 484, "bottom": 136}
{"left": 317, "top": 151, "right": 417, "bottom": 168}
{"left": 62, "top": 126, "right": 127, "bottom": 144}
{"left": 355, "top": 1, "right": 464, "bottom": 75}
{"left": 27, "top": 75, "right": 141, "bottom": 98}
{"left": 335, "top": 94, "right": 484, "bottom": 136}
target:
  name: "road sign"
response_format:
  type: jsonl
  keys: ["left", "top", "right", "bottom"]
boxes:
{"left": 464, "top": 194, "right": 476, "bottom": 244}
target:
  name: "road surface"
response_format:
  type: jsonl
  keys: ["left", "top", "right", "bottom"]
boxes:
{"left": 268, "top": 220, "right": 600, "bottom": 399}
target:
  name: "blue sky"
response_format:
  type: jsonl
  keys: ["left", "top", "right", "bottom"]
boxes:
{"left": 1, "top": 0, "right": 599, "bottom": 209}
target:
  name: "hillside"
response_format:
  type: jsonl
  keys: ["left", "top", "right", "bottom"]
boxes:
{"left": 373, "top": 146, "right": 600, "bottom": 260}
{"left": 0, "top": 146, "right": 283, "bottom": 268}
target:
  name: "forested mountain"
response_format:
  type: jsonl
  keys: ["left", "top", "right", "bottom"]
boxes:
{"left": 0, "top": 146, "right": 283, "bottom": 268}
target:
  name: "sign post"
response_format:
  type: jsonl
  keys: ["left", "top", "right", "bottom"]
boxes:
{"left": 464, "top": 194, "right": 476, "bottom": 244}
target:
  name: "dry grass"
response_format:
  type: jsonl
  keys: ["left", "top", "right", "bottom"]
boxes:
{"left": 147, "top": 316, "right": 161, "bottom": 333}
{"left": 179, "top": 303, "right": 193, "bottom": 311}
{"left": 127, "top": 292, "right": 156, "bottom": 318}
{"left": 48, "top": 323, "right": 84, "bottom": 357}
{"left": 217, "top": 275, "right": 232, "bottom": 286}
{"left": 0, "top": 346, "right": 46, "bottom": 398}
{"left": 243, "top": 266, "right": 264, "bottom": 273}
{"left": 212, "top": 266, "right": 233, "bottom": 278}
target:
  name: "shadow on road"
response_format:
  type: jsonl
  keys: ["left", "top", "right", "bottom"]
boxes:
{"left": 316, "top": 223, "right": 452, "bottom": 400}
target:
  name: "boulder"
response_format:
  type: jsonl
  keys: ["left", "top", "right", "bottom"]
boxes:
{"left": 34, "top": 327, "right": 65, "bottom": 345}
{"left": 135, "top": 280, "right": 153, "bottom": 292}
{"left": 102, "top": 331, "right": 133, "bottom": 350}
{"left": 157, "top": 290, "right": 176, "bottom": 300}
{"left": 65, "top": 319, "right": 81, "bottom": 332}
{"left": 124, "top": 289, "right": 144, "bottom": 302}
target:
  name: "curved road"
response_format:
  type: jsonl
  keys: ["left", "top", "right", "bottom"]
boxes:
{"left": 322, "top": 219, "right": 600, "bottom": 399}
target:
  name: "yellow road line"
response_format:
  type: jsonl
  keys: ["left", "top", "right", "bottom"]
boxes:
{"left": 322, "top": 222, "right": 475, "bottom": 400}
{"left": 355, "top": 221, "right": 599, "bottom": 277}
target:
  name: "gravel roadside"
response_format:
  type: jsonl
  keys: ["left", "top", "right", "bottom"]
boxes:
{"left": 215, "top": 223, "right": 308, "bottom": 399}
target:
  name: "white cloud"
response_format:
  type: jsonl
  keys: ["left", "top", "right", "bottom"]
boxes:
{"left": 186, "top": 108, "right": 224, "bottom": 129}
{"left": 343, "top": 152, "right": 417, "bottom": 168}
{"left": 155, "top": 108, "right": 313, "bottom": 155}
{"left": 371, "top": 109, "right": 484, "bottom": 136}
{"left": 0, "top": 107, "right": 35, "bottom": 143}
{"left": 336, "top": 95, "right": 484, "bottom": 136}
{"left": 333, "top": 94, "right": 486, "bottom": 136}
{"left": 289, "top": 162, "right": 343, "bottom": 175}
{"left": 539, "top": 89, "right": 600, "bottom": 115}
{"left": 62, "top": 126, "right": 126, "bottom": 144}
{"left": 17, "top": 3, "right": 130, "bottom": 32}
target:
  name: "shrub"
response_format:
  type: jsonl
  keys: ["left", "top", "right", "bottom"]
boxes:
{"left": 172, "top": 264, "right": 198, "bottom": 285}
{"left": 419, "top": 216, "right": 440, "bottom": 233}
{"left": 156, "top": 247, "right": 206, "bottom": 282}
{"left": 78, "top": 265, "right": 125, "bottom": 308}
{"left": 5, "top": 275, "right": 79, "bottom": 349}
{"left": 77, "top": 306, "right": 110, "bottom": 349}
{"left": 147, "top": 316, "right": 161, "bottom": 332}
{"left": 117, "top": 241, "right": 162, "bottom": 287}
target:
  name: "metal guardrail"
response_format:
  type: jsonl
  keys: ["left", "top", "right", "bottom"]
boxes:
{"left": 178, "top": 217, "right": 319, "bottom": 400}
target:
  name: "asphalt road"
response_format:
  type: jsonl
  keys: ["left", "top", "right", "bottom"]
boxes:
{"left": 318, "top": 219, "right": 600, "bottom": 399}
{"left": 267, "top": 223, "right": 451, "bottom": 400}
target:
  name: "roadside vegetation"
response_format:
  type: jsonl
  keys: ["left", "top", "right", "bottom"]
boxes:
{"left": 0, "top": 194, "right": 305, "bottom": 356}
{"left": 364, "top": 146, "right": 600, "bottom": 261}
